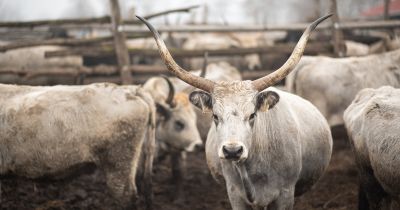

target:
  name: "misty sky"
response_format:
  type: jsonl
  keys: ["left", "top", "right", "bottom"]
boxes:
{"left": 0, "top": 0, "right": 382, "bottom": 24}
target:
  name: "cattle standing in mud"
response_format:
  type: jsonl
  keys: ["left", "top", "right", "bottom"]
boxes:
{"left": 286, "top": 49, "right": 400, "bottom": 127}
{"left": 344, "top": 86, "right": 400, "bottom": 210}
{"left": 138, "top": 14, "right": 333, "bottom": 210}
{"left": 143, "top": 76, "right": 202, "bottom": 202}
{"left": 0, "top": 83, "right": 156, "bottom": 210}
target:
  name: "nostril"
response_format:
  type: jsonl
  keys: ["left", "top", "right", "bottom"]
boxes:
{"left": 222, "top": 146, "right": 229, "bottom": 156}
{"left": 237, "top": 146, "right": 243, "bottom": 155}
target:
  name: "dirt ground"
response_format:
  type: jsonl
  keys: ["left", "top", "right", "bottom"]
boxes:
{"left": 1, "top": 135, "right": 358, "bottom": 210}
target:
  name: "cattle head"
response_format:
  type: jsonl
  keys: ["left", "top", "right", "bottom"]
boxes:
{"left": 138, "top": 14, "right": 331, "bottom": 161}
{"left": 155, "top": 76, "right": 202, "bottom": 152}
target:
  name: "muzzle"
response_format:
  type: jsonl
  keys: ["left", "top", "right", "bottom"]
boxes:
{"left": 218, "top": 141, "right": 248, "bottom": 161}
{"left": 185, "top": 141, "right": 203, "bottom": 152}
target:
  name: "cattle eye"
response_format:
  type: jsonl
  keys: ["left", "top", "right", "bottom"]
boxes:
{"left": 174, "top": 120, "right": 185, "bottom": 131}
{"left": 249, "top": 113, "right": 256, "bottom": 121}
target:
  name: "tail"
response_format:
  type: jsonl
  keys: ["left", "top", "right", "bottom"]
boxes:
{"left": 137, "top": 88, "right": 156, "bottom": 210}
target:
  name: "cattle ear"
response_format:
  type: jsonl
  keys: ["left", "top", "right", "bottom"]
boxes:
{"left": 189, "top": 91, "right": 213, "bottom": 112}
{"left": 255, "top": 91, "right": 280, "bottom": 112}
{"left": 156, "top": 103, "right": 171, "bottom": 120}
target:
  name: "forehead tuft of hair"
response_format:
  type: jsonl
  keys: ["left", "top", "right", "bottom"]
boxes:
{"left": 174, "top": 92, "right": 190, "bottom": 107}
{"left": 213, "top": 81, "right": 255, "bottom": 97}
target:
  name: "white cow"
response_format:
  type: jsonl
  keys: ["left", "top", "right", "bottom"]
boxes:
{"left": 0, "top": 45, "right": 82, "bottom": 85}
{"left": 0, "top": 83, "right": 155, "bottom": 210}
{"left": 143, "top": 75, "right": 202, "bottom": 202}
{"left": 345, "top": 38, "right": 400, "bottom": 57}
{"left": 344, "top": 86, "right": 400, "bottom": 210}
{"left": 182, "top": 33, "right": 263, "bottom": 71}
{"left": 286, "top": 49, "right": 400, "bottom": 126}
{"left": 138, "top": 14, "right": 333, "bottom": 210}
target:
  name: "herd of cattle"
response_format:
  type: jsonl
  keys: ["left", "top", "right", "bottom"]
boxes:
{"left": 1, "top": 13, "right": 400, "bottom": 210}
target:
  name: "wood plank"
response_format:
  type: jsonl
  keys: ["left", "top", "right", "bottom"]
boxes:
{"left": 0, "top": 5, "right": 200, "bottom": 28}
{"left": 336, "top": 20, "right": 400, "bottom": 29}
{"left": 141, "top": 5, "right": 199, "bottom": 20}
{"left": 83, "top": 69, "right": 274, "bottom": 84}
{"left": 0, "top": 65, "right": 273, "bottom": 84}
{"left": 126, "top": 23, "right": 330, "bottom": 33}
{"left": 45, "top": 42, "right": 332, "bottom": 58}
{"left": 0, "top": 16, "right": 111, "bottom": 28}
{"left": 0, "top": 33, "right": 152, "bottom": 52}
{"left": 123, "top": 20, "right": 400, "bottom": 33}
{"left": 0, "top": 65, "right": 168, "bottom": 75}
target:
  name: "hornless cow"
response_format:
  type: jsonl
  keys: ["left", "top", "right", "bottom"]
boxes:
{"left": 138, "top": 14, "right": 333, "bottom": 209}
{"left": 143, "top": 76, "right": 202, "bottom": 202}
{"left": 0, "top": 83, "right": 156, "bottom": 210}
{"left": 344, "top": 86, "right": 400, "bottom": 210}
{"left": 286, "top": 49, "right": 400, "bottom": 127}
{"left": 182, "top": 33, "right": 262, "bottom": 70}
{"left": 344, "top": 40, "right": 370, "bottom": 56}
{"left": 0, "top": 45, "right": 83, "bottom": 85}
{"left": 344, "top": 38, "right": 400, "bottom": 57}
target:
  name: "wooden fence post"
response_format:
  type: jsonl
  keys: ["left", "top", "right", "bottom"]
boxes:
{"left": 331, "top": 0, "right": 345, "bottom": 57}
{"left": 109, "top": 0, "right": 133, "bottom": 85}
{"left": 384, "top": 0, "right": 390, "bottom": 20}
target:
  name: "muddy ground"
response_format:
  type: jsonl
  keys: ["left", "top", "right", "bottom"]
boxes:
{"left": 1, "top": 136, "right": 358, "bottom": 210}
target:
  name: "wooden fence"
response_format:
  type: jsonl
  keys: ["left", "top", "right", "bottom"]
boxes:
{"left": 0, "top": 0, "right": 397, "bottom": 85}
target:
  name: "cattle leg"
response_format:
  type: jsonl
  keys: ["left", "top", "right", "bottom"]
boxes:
{"left": 268, "top": 187, "right": 295, "bottom": 210}
{"left": 100, "top": 139, "right": 142, "bottom": 210}
{"left": 171, "top": 151, "right": 185, "bottom": 204}
{"left": 358, "top": 171, "right": 388, "bottom": 210}
{"left": 226, "top": 185, "right": 252, "bottom": 210}
{"left": 142, "top": 125, "right": 155, "bottom": 210}
{"left": 134, "top": 114, "right": 156, "bottom": 209}
{"left": 358, "top": 184, "right": 369, "bottom": 210}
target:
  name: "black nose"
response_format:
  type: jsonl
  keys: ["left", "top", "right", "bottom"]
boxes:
{"left": 222, "top": 145, "right": 243, "bottom": 160}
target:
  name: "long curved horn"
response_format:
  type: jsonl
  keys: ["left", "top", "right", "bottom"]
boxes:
{"left": 252, "top": 14, "right": 332, "bottom": 91}
{"left": 160, "top": 75, "right": 175, "bottom": 107}
{"left": 200, "top": 51, "right": 208, "bottom": 78}
{"left": 136, "top": 15, "right": 216, "bottom": 93}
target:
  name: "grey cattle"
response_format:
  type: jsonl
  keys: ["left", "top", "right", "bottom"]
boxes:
{"left": 0, "top": 83, "right": 156, "bottom": 209}
{"left": 286, "top": 49, "right": 400, "bottom": 126}
{"left": 142, "top": 62, "right": 240, "bottom": 201}
{"left": 0, "top": 45, "right": 83, "bottom": 85}
{"left": 182, "top": 33, "right": 262, "bottom": 70}
{"left": 143, "top": 76, "right": 202, "bottom": 201}
{"left": 138, "top": 14, "right": 333, "bottom": 210}
{"left": 344, "top": 86, "right": 400, "bottom": 210}
{"left": 344, "top": 39, "right": 400, "bottom": 57}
